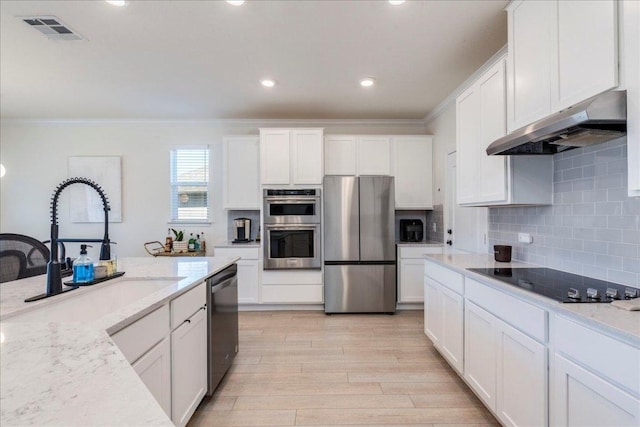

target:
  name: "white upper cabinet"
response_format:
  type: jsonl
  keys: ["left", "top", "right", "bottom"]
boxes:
{"left": 551, "top": 0, "right": 618, "bottom": 112}
{"left": 506, "top": 0, "right": 619, "bottom": 133}
{"left": 325, "top": 135, "right": 433, "bottom": 208}
{"left": 456, "top": 56, "right": 552, "bottom": 206}
{"left": 506, "top": 0, "right": 554, "bottom": 132}
{"left": 223, "top": 136, "right": 260, "bottom": 209}
{"left": 624, "top": 0, "right": 640, "bottom": 197}
{"left": 394, "top": 136, "right": 433, "bottom": 209}
{"left": 260, "top": 129, "right": 291, "bottom": 185}
{"left": 324, "top": 135, "right": 392, "bottom": 176}
{"left": 324, "top": 135, "right": 357, "bottom": 175}
{"left": 478, "top": 63, "right": 509, "bottom": 203}
{"left": 292, "top": 129, "right": 324, "bottom": 184}
{"left": 456, "top": 83, "right": 482, "bottom": 204}
{"left": 260, "top": 128, "right": 323, "bottom": 186}
{"left": 357, "top": 136, "right": 392, "bottom": 175}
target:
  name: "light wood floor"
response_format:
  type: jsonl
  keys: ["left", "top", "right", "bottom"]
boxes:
{"left": 188, "top": 310, "right": 499, "bottom": 427}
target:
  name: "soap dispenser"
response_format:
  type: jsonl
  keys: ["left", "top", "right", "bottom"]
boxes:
{"left": 73, "top": 244, "right": 94, "bottom": 283}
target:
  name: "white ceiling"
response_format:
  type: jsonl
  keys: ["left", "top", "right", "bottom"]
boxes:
{"left": 0, "top": 0, "right": 507, "bottom": 120}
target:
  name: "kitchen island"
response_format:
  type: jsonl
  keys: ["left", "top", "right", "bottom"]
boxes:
{"left": 0, "top": 256, "right": 239, "bottom": 426}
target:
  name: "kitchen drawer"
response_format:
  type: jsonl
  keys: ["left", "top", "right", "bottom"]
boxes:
{"left": 424, "top": 259, "right": 464, "bottom": 294}
{"left": 262, "top": 270, "right": 322, "bottom": 286}
{"left": 553, "top": 314, "right": 640, "bottom": 395}
{"left": 111, "top": 305, "right": 170, "bottom": 364}
{"left": 214, "top": 247, "right": 260, "bottom": 260}
{"left": 466, "top": 277, "right": 546, "bottom": 342}
{"left": 261, "top": 284, "right": 323, "bottom": 304}
{"left": 399, "top": 246, "right": 443, "bottom": 259}
{"left": 171, "top": 282, "right": 206, "bottom": 330}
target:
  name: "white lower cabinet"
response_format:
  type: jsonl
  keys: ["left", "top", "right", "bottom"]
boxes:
{"left": 552, "top": 355, "right": 640, "bottom": 426}
{"left": 464, "top": 300, "right": 546, "bottom": 426}
{"left": 496, "top": 321, "right": 546, "bottom": 427}
{"left": 423, "top": 278, "right": 442, "bottom": 347}
{"left": 424, "top": 261, "right": 640, "bottom": 427}
{"left": 437, "top": 284, "right": 464, "bottom": 373}
{"left": 423, "top": 261, "right": 464, "bottom": 373}
{"left": 237, "top": 260, "right": 261, "bottom": 304}
{"left": 110, "top": 282, "right": 209, "bottom": 426}
{"left": 398, "top": 246, "right": 443, "bottom": 303}
{"left": 550, "top": 314, "right": 640, "bottom": 426}
{"left": 214, "top": 246, "right": 261, "bottom": 304}
{"left": 424, "top": 279, "right": 464, "bottom": 372}
{"left": 171, "top": 307, "right": 208, "bottom": 427}
{"left": 399, "top": 259, "right": 425, "bottom": 303}
{"left": 132, "top": 337, "right": 171, "bottom": 417}
{"left": 261, "top": 270, "right": 323, "bottom": 304}
{"left": 464, "top": 301, "right": 497, "bottom": 410}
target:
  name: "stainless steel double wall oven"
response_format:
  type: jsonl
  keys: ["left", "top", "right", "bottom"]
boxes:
{"left": 263, "top": 189, "right": 321, "bottom": 269}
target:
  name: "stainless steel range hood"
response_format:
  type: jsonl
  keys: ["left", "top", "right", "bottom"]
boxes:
{"left": 487, "top": 90, "right": 627, "bottom": 155}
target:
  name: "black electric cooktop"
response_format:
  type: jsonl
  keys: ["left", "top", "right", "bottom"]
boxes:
{"left": 467, "top": 267, "right": 640, "bottom": 303}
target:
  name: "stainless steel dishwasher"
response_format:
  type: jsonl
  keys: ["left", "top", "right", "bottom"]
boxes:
{"left": 206, "top": 264, "right": 239, "bottom": 395}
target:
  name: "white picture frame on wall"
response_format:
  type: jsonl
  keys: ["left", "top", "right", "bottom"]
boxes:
{"left": 68, "top": 156, "right": 122, "bottom": 223}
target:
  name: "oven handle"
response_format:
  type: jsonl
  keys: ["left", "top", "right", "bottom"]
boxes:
{"left": 264, "top": 198, "right": 319, "bottom": 203}
{"left": 264, "top": 224, "right": 319, "bottom": 231}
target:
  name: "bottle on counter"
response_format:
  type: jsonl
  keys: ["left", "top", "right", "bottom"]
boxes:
{"left": 188, "top": 233, "right": 196, "bottom": 252}
{"left": 73, "top": 244, "right": 94, "bottom": 283}
{"left": 200, "top": 232, "right": 207, "bottom": 252}
{"left": 195, "top": 234, "right": 201, "bottom": 252}
{"left": 165, "top": 228, "right": 173, "bottom": 252}
{"left": 256, "top": 226, "right": 261, "bottom": 243}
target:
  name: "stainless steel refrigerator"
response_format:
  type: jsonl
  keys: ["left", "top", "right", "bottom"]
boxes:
{"left": 323, "top": 176, "right": 396, "bottom": 314}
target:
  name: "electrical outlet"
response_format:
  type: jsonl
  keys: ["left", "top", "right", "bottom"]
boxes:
{"left": 518, "top": 233, "right": 533, "bottom": 244}
{"left": 432, "top": 222, "right": 437, "bottom": 232}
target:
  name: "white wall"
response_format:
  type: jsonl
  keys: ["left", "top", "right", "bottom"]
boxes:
{"left": 0, "top": 119, "right": 425, "bottom": 259}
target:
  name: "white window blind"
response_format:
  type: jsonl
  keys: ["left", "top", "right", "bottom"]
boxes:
{"left": 170, "top": 147, "right": 210, "bottom": 222}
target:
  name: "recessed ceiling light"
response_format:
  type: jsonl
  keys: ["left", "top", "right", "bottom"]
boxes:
{"left": 227, "top": 0, "right": 245, "bottom": 5}
{"left": 261, "top": 79, "right": 276, "bottom": 88}
{"left": 389, "top": 0, "right": 406, "bottom": 5}
{"left": 360, "top": 78, "right": 375, "bottom": 87}
{"left": 106, "top": 0, "right": 128, "bottom": 6}
{"left": 0, "top": 164, "right": 6, "bottom": 178}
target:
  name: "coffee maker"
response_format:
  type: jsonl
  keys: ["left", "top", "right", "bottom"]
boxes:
{"left": 233, "top": 218, "right": 252, "bottom": 243}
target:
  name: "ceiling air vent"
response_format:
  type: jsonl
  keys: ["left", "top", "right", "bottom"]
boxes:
{"left": 21, "top": 16, "right": 83, "bottom": 41}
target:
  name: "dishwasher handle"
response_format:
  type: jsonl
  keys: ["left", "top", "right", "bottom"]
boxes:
{"left": 209, "top": 264, "right": 237, "bottom": 293}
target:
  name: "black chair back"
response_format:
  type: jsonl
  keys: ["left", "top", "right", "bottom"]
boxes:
{"left": 0, "top": 233, "right": 50, "bottom": 283}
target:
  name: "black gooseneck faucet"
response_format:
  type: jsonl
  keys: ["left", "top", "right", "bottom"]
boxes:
{"left": 43, "top": 177, "right": 112, "bottom": 299}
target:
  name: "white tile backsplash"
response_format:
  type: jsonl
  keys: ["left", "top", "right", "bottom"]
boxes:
{"left": 489, "top": 138, "right": 639, "bottom": 286}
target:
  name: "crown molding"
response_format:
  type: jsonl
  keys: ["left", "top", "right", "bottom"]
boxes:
{"left": 423, "top": 44, "right": 508, "bottom": 124}
{"left": 0, "top": 117, "right": 427, "bottom": 127}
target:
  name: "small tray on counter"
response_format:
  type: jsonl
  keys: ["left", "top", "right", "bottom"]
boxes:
{"left": 144, "top": 241, "right": 206, "bottom": 257}
{"left": 152, "top": 251, "right": 206, "bottom": 257}
{"left": 64, "top": 271, "right": 125, "bottom": 287}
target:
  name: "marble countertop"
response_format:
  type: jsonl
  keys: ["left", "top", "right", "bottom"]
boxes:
{"left": 0, "top": 256, "right": 239, "bottom": 426}
{"left": 396, "top": 240, "right": 444, "bottom": 247}
{"left": 425, "top": 253, "right": 640, "bottom": 347}
{"left": 214, "top": 240, "right": 261, "bottom": 248}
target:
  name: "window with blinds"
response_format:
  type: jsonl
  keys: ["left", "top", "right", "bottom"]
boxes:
{"left": 170, "top": 147, "right": 210, "bottom": 222}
